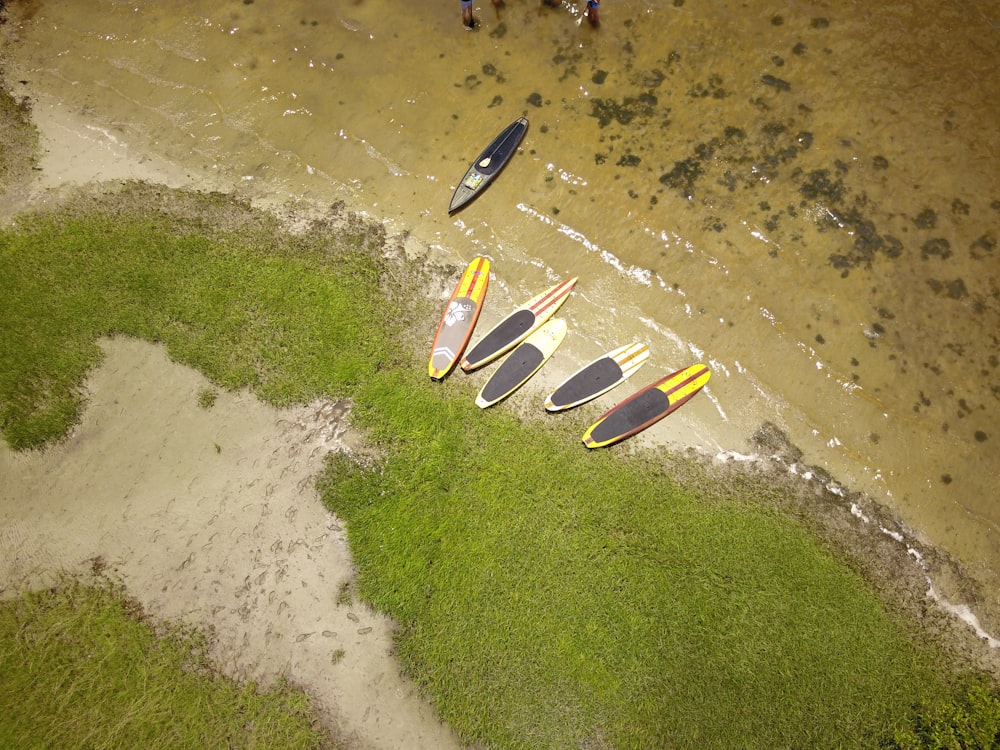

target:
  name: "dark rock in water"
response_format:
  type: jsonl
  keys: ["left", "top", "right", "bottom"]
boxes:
{"left": 589, "top": 95, "right": 658, "bottom": 128}
{"left": 617, "top": 153, "right": 641, "bottom": 167}
{"left": 799, "top": 169, "right": 845, "bottom": 203}
{"left": 642, "top": 69, "right": 666, "bottom": 88}
{"left": 688, "top": 74, "right": 729, "bottom": 99}
{"left": 526, "top": 92, "right": 543, "bottom": 107}
{"left": 761, "top": 74, "right": 791, "bottom": 90}
{"left": 882, "top": 234, "right": 903, "bottom": 258}
{"left": 659, "top": 158, "right": 703, "bottom": 200}
{"left": 921, "top": 238, "right": 952, "bottom": 260}
{"left": 970, "top": 233, "right": 995, "bottom": 259}
{"left": 592, "top": 69, "right": 608, "bottom": 84}
{"left": 929, "top": 278, "right": 968, "bottom": 299}
{"left": 946, "top": 279, "right": 968, "bottom": 299}
{"left": 873, "top": 155, "right": 889, "bottom": 170}
{"left": 724, "top": 125, "right": 746, "bottom": 142}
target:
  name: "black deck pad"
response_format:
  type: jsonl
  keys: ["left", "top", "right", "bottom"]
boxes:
{"left": 480, "top": 344, "right": 545, "bottom": 404}
{"left": 590, "top": 388, "right": 670, "bottom": 444}
{"left": 464, "top": 309, "right": 535, "bottom": 367}
{"left": 549, "top": 357, "right": 623, "bottom": 408}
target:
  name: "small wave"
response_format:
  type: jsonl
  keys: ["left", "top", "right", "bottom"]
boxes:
{"left": 516, "top": 204, "right": 651, "bottom": 286}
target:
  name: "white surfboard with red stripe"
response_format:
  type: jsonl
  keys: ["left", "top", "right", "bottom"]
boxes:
{"left": 460, "top": 277, "right": 577, "bottom": 372}
{"left": 544, "top": 342, "right": 650, "bottom": 411}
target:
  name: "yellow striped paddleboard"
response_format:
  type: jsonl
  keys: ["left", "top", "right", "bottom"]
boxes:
{"left": 581, "top": 364, "right": 711, "bottom": 448}
{"left": 428, "top": 256, "right": 490, "bottom": 380}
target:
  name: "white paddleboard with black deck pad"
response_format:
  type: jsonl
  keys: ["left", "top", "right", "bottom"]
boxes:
{"left": 460, "top": 277, "right": 577, "bottom": 372}
{"left": 544, "top": 342, "right": 650, "bottom": 411}
{"left": 476, "top": 319, "right": 567, "bottom": 408}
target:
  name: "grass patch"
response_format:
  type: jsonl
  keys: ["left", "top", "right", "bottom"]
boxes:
{"left": 1, "top": 185, "right": 997, "bottom": 748}
{"left": 0, "top": 579, "right": 325, "bottom": 750}
{"left": 0, "top": 185, "right": 401, "bottom": 449}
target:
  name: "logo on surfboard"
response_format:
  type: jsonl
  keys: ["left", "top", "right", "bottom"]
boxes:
{"left": 444, "top": 300, "right": 475, "bottom": 327}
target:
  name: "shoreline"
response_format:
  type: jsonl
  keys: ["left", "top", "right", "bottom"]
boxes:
{"left": 2, "top": 70, "right": 999, "bottom": 747}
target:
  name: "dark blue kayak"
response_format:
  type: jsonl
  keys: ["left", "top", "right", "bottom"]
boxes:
{"left": 448, "top": 116, "right": 528, "bottom": 214}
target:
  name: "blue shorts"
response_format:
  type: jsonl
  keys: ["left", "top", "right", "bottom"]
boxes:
{"left": 587, "top": 0, "right": 599, "bottom": 6}
{"left": 461, "top": 0, "right": 473, "bottom": 8}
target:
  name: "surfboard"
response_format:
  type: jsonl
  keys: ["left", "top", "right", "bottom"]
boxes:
{"left": 448, "top": 116, "right": 529, "bottom": 214}
{"left": 460, "top": 277, "right": 577, "bottom": 372}
{"left": 476, "top": 318, "right": 567, "bottom": 408}
{"left": 544, "top": 342, "right": 650, "bottom": 412}
{"left": 581, "top": 364, "right": 711, "bottom": 448}
{"left": 428, "top": 256, "right": 491, "bottom": 380}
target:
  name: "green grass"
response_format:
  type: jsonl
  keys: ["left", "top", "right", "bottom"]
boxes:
{"left": 1, "top": 186, "right": 998, "bottom": 748}
{"left": 324, "top": 368, "right": 953, "bottom": 748}
{"left": 0, "top": 580, "right": 325, "bottom": 750}
{"left": 0, "top": 188, "right": 398, "bottom": 449}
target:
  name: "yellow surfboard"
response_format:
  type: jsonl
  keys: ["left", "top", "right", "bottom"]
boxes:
{"left": 582, "top": 364, "right": 711, "bottom": 448}
{"left": 428, "top": 256, "right": 490, "bottom": 380}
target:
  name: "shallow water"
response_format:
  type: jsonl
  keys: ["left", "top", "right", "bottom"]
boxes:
{"left": 4, "top": 0, "right": 999, "bottom": 628}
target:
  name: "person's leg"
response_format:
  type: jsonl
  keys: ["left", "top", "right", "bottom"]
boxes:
{"left": 461, "top": 0, "right": 476, "bottom": 28}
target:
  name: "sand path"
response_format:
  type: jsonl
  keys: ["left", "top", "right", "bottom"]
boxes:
{"left": 0, "top": 337, "right": 462, "bottom": 749}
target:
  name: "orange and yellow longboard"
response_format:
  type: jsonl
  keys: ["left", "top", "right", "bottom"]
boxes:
{"left": 428, "top": 256, "right": 490, "bottom": 380}
{"left": 581, "top": 363, "right": 711, "bottom": 448}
